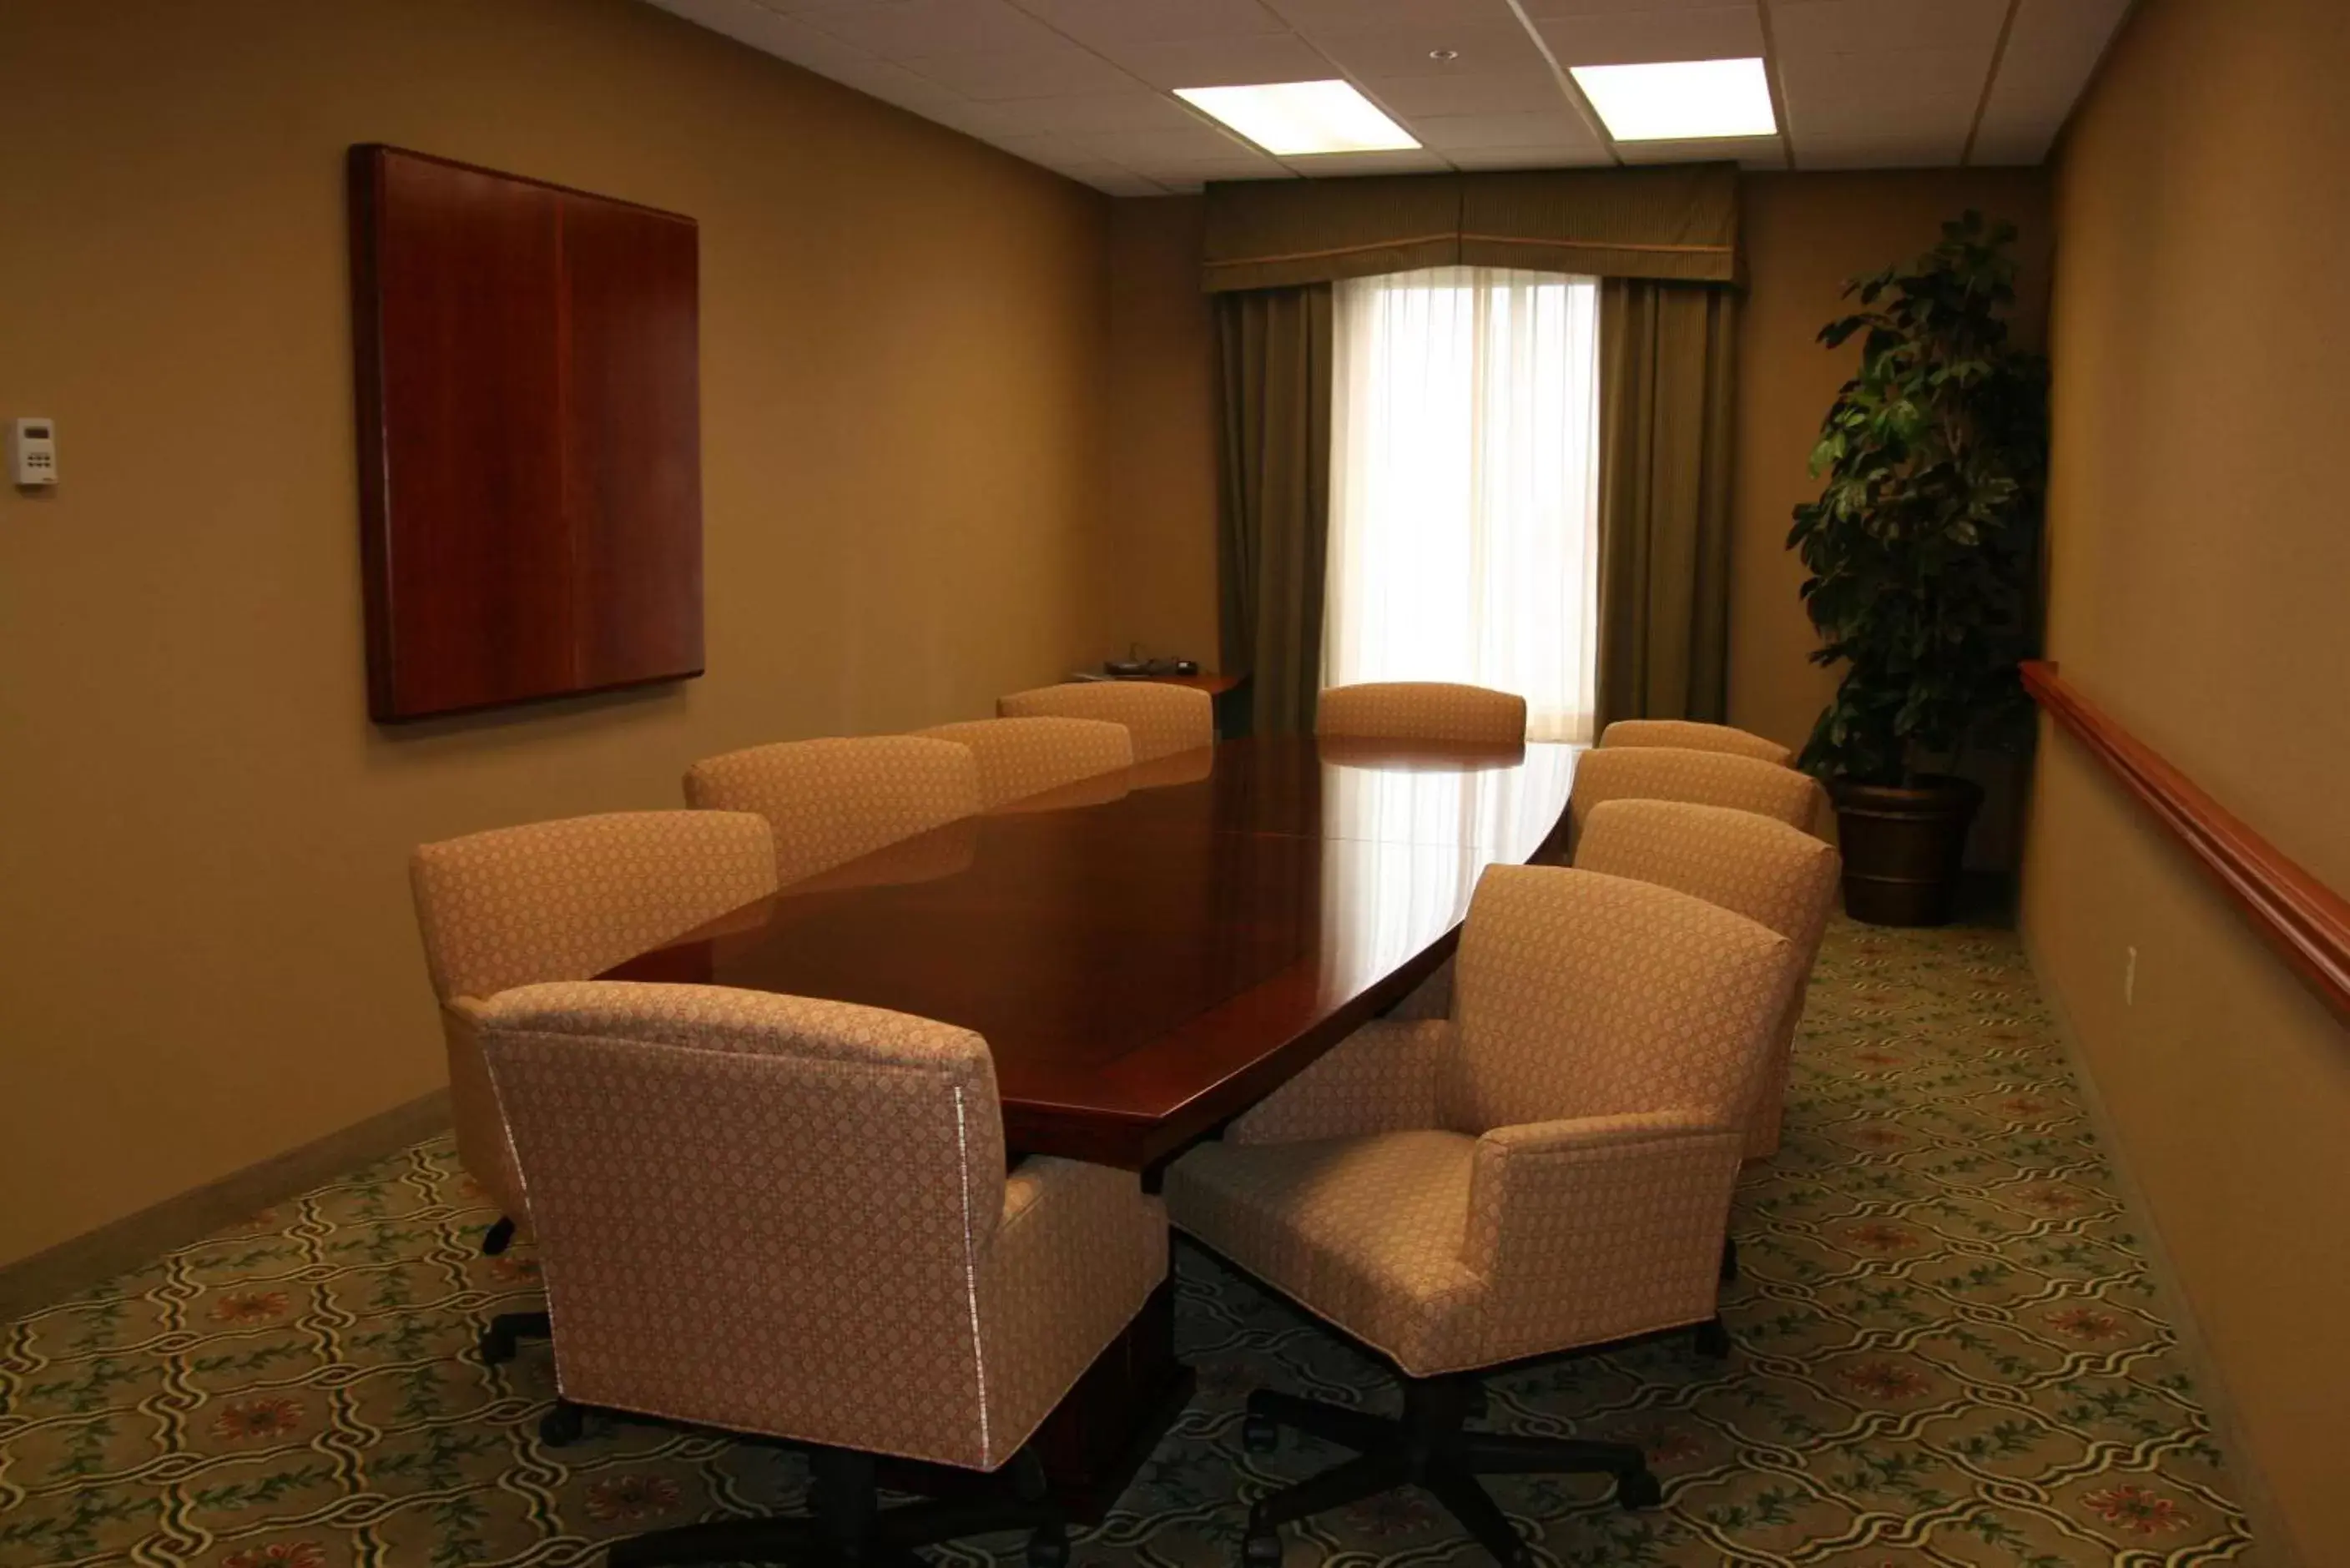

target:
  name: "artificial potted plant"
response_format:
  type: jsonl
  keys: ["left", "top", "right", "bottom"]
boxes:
{"left": 1790, "top": 212, "right": 2050, "bottom": 926}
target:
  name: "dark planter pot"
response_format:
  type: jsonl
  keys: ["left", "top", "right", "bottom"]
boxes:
{"left": 1829, "top": 774, "right": 1984, "bottom": 927}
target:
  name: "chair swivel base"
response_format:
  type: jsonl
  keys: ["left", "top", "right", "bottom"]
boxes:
{"left": 479, "top": 1310, "right": 551, "bottom": 1366}
{"left": 1238, "top": 1373, "right": 1661, "bottom": 1568}
{"left": 545, "top": 1414, "right": 1068, "bottom": 1568}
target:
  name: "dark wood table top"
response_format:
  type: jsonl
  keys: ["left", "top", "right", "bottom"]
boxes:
{"left": 603, "top": 734, "right": 1578, "bottom": 1168}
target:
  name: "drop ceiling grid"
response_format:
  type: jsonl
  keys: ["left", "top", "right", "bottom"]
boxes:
{"left": 646, "top": 0, "right": 2130, "bottom": 193}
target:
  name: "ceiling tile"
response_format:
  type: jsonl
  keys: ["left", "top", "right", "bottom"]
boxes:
{"left": 1263, "top": 0, "right": 1519, "bottom": 26}
{"left": 1296, "top": 20, "right": 1555, "bottom": 79}
{"left": 1766, "top": 0, "right": 2005, "bottom": 57}
{"left": 897, "top": 42, "right": 1139, "bottom": 99}
{"left": 1084, "top": 125, "right": 1268, "bottom": 164}
{"left": 1354, "top": 68, "right": 1574, "bottom": 117}
{"left": 976, "top": 90, "right": 1207, "bottom": 134}
{"left": 1520, "top": 0, "right": 1752, "bottom": 13}
{"left": 1778, "top": 48, "right": 1989, "bottom": 112}
{"left": 1011, "top": 0, "right": 1291, "bottom": 46}
{"left": 1965, "top": 121, "right": 2051, "bottom": 166}
{"left": 1411, "top": 109, "right": 1599, "bottom": 151}
{"left": 654, "top": 0, "right": 880, "bottom": 72}
{"left": 783, "top": 0, "right": 1065, "bottom": 60}
{"left": 1089, "top": 33, "right": 1339, "bottom": 90}
{"left": 1532, "top": 7, "right": 1767, "bottom": 67}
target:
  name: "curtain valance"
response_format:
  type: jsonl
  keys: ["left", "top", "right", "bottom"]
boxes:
{"left": 1203, "top": 164, "right": 1739, "bottom": 293}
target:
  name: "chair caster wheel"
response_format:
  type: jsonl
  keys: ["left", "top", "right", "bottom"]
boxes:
{"left": 1242, "top": 1529, "right": 1283, "bottom": 1567}
{"left": 1026, "top": 1525, "right": 1070, "bottom": 1568}
{"left": 539, "top": 1402, "right": 585, "bottom": 1447}
{"left": 1693, "top": 1318, "right": 1732, "bottom": 1360}
{"left": 1241, "top": 1413, "right": 1278, "bottom": 1455}
{"left": 1618, "top": 1469, "right": 1662, "bottom": 1510}
{"left": 479, "top": 1323, "right": 520, "bottom": 1366}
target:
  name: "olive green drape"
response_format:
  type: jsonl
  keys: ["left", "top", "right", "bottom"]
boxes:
{"left": 1596, "top": 278, "right": 1739, "bottom": 730}
{"left": 1213, "top": 285, "right": 1333, "bottom": 736}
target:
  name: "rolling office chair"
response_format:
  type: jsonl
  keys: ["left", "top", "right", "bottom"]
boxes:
{"left": 475, "top": 979, "right": 1170, "bottom": 1568}
{"left": 1314, "top": 680, "right": 1529, "bottom": 744}
{"left": 683, "top": 734, "right": 981, "bottom": 886}
{"left": 1566, "top": 744, "right": 1828, "bottom": 853}
{"left": 1164, "top": 866, "right": 1795, "bottom": 1566}
{"left": 996, "top": 680, "right": 1213, "bottom": 763}
{"left": 915, "top": 716, "right": 1133, "bottom": 809}
{"left": 407, "top": 810, "right": 778, "bottom": 1364}
{"left": 1596, "top": 718, "right": 1794, "bottom": 768}
{"left": 1576, "top": 799, "right": 1840, "bottom": 1162}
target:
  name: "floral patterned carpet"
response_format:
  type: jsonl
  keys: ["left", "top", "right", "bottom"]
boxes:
{"left": 1, "top": 916, "right": 2260, "bottom": 1567}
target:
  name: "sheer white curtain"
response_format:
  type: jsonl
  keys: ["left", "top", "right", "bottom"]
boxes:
{"left": 1324, "top": 265, "right": 1601, "bottom": 743}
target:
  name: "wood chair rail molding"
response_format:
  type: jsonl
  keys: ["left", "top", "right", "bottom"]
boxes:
{"left": 2022, "top": 659, "right": 2350, "bottom": 1022}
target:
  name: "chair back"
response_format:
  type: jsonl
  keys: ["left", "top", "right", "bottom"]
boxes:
{"left": 1575, "top": 799, "right": 1840, "bottom": 1157}
{"left": 409, "top": 810, "right": 778, "bottom": 1223}
{"left": 996, "top": 681, "right": 1213, "bottom": 764}
{"left": 1599, "top": 718, "right": 1792, "bottom": 769}
{"left": 684, "top": 735, "right": 980, "bottom": 886}
{"left": 917, "top": 717, "right": 1132, "bottom": 809}
{"left": 1567, "top": 745, "right": 1825, "bottom": 847}
{"left": 1443, "top": 865, "right": 1794, "bottom": 1134}
{"left": 1315, "top": 681, "right": 1527, "bottom": 744}
{"left": 476, "top": 981, "right": 1009, "bottom": 1465}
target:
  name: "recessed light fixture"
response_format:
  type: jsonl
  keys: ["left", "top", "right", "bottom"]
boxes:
{"left": 1427, "top": 48, "right": 1458, "bottom": 62}
{"left": 1173, "top": 80, "right": 1420, "bottom": 156}
{"left": 1568, "top": 57, "right": 1778, "bottom": 142}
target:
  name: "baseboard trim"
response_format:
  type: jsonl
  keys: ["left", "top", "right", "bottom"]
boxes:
{"left": 2018, "top": 930, "right": 2305, "bottom": 1568}
{"left": 0, "top": 1089, "right": 452, "bottom": 1323}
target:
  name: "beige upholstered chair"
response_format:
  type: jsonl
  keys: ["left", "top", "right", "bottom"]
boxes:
{"left": 1600, "top": 718, "right": 1793, "bottom": 769}
{"left": 1576, "top": 799, "right": 1840, "bottom": 1160}
{"left": 1166, "top": 866, "right": 1794, "bottom": 1560}
{"left": 475, "top": 980, "right": 1167, "bottom": 1568}
{"left": 996, "top": 680, "right": 1213, "bottom": 764}
{"left": 1566, "top": 744, "right": 1828, "bottom": 850}
{"left": 1316, "top": 680, "right": 1527, "bottom": 744}
{"left": 408, "top": 810, "right": 777, "bottom": 1362}
{"left": 683, "top": 735, "right": 980, "bottom": 887}
{"left": 915, "top": 716, "right": 1133, "bottom": 810}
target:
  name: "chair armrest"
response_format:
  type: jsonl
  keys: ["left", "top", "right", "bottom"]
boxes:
{"left": 1226, "top": 1019, "right": 1451, "bottom": 1146}
{"left": 975, "top": 1157, "right": 1167, "bottom": 1467}
{"left": 1460, "top": 1111, "right": 1744, "bottom": 1361}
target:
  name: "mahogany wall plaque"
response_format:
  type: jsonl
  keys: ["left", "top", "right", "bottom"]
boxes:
{"left": 348, "top": 144, "right": 702, "bottom": 721}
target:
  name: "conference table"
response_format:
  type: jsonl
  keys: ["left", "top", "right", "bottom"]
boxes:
{"left": 603, "top": 733, "right": 1580, "bottom": 1514}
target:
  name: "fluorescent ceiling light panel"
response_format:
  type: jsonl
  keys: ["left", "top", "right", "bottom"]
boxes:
{"left": 1174, "top": 80, "right": 1419, "bottom": 155}
{"left": 1569, "top": 58, "right": 1778, "bottom": 142}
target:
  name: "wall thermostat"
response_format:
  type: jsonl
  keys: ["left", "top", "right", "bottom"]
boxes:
{"left": 12, "top": 418, "right": 58, "bottom": 487}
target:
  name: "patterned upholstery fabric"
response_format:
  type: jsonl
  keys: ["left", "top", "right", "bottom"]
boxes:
{"left": 1166, "top": 866, "right": 1794, "bottom": 1376}
{"left": 1576, "top": 799, "right": 1842, "bottom": 1157}
{"left": 915, "top": 717, "right": 1133, "bottom": 810}
{"left": 683, "top": 735, "right": 981, "bottom": 888}
{"left": 996, "top": 682, "right": 1213, "bottom": 764}
{"left": 1599, "top": 718, "right": 1793, "bottom": 769}
{"left": 1314, "top": 682, "right": 1528, "bottom": 744}
{"left": 1566, "top": 744, "right": 1828, "bottom": 849}
{"left": 476, "top": 981, "right": 1167, "bottom": 1473}
{"left": 408, "top": 811, "right": 779, "bottom": 1227}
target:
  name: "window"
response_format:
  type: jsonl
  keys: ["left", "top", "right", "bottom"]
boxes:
{"left": 1324, "top": 266, "right": 1601, "bottom": 743}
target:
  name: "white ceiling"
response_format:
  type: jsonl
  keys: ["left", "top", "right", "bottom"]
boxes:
{"left": 647, "top": 0, "right": 2133, "bottom": 194}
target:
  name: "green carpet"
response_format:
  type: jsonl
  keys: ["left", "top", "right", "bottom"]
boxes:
{"left": 0, "top": 918, "right": 2261, "bottom": 1566}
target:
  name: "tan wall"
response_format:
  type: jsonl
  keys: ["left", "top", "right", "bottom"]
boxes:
{"left": 2025, "top": 0, "right": 2350, "bottom": 1558}
{"left": 0, "top": 0, "right": 1114, "bottom": 1269}
{"left": 1104, "top": 199, "right": 1222, "bottom": 667}
{"left": 1728, "top": 170, "right": 2052, "bottom": 760}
